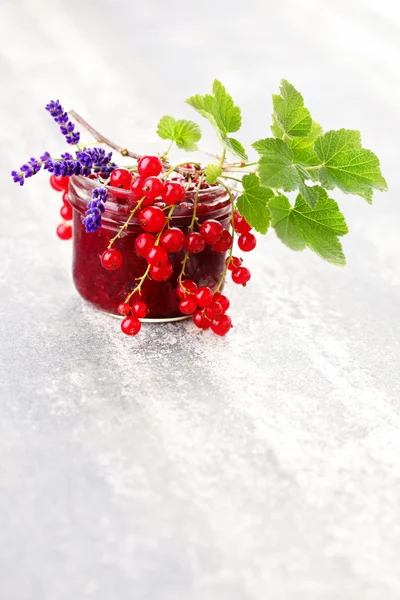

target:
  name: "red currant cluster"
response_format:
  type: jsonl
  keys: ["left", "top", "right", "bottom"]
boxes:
{"left": 51, "top": 175, "right": 73, "bottom": 240}
{"left": 177, "top": 280, "right": 232, "bottom": 335}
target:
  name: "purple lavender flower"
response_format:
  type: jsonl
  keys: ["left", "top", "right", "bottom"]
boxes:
{"left": 46, "top": 99, "right": 81, "bottom": 145}
{"left": 82, "top": 187, "right": 108, "bottom": 232}
{"left": 11, "top": 155, "right": 47, "bottom": 186}
{"left": 76, "top": 148, "right": 117, "bottom": 176}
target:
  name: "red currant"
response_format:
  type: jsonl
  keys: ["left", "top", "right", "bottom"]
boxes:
{"left": 192, "top": 310, "right": 209, "bottom": 329}
{"left": 139, "top": 206, "right": 166, "bottom": 233}
{"left": 231, "top": 266, "right": 251, "bottom": 285}
{"left": 234, "top": 211, "right": 251, "bottom": 235}
{"left": 101, "top": 248, "right": 123, "bottom": 270}
{"left": 147, "top": 246, "right": 169, "bottom": 267}
{"left": 205, "top": 302, "right": 223, "bottom": 319}
{"left": 213, "top": 293, "right": 230, "bottom": 313}
{"left": 199, "top": 220, "right": 224, "bottom": 246}
{"left": 135, "top": 233, "right": 156, "bottom": 258}
{"left": 60, "top": 203, "right": 73, "bottom": 221}
{"left": 138, "top": 155, "right": 163, "bottom": 178}
{"left": 226, "top": 256, "right": 242, "bottom": 271}
{"left": 238, "top": 232, "right": 257, "bottom": 252}
{"left": 131, "top": 301, "right": 149, "bottom": 318}
{"left": 118, "top": 303, "right": 131, "bottom": 316}
{"left": 162, "top": 181, "right": 186, "bottom": 205}
{"left": 213, "top": 230, "right": 233, "bottom": 253}
{"left": 142, "top": 176, "right": 164, "bottom": 199}
{"left": 121, "top": 316, "right": 141, "bottom": 336}
{"left": 131, "top": 176, "right": 145, "bottom": 199}
{"left": 56, "top": 223, "right": 72, "bottom": 240}
{"left": 195, "top": 286, "right": 213, "bottom": 307}
{"left": 62, "top": 192, "right": 71, "bottom": 206}
{"left": 179, "top": 299, "right": 197, "bottom": 315}
{"left": 177, "top": 280, "right": 198, "bottom": 299}
{"left": 185, "top": 232, "right": 205, "bottom": 254}
{"left": 110, "top": 168, "right": 133, "bottom": 192}
{"left": 211, "top": 314, "right": 232, "bottom": 336}
{"left": 150, "top": 261, "right": 173, "bottom": 281}
{"left": 50, "top": 175, "right": 69, "bottom": 192}
{"left": 160, "top": 228, "right": 185, "bottom": 252}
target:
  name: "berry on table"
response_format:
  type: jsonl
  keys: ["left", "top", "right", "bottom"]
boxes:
{"left": 210, "top": 314, "right": 232, "bottom": 336}
{"left": 195, "top": 286, "right": 213, "bottom": 307}
{"left": 56, "top": 223, "right": 72, "bottom": 240}
{"left": 238, "top": 232, "right": 257, "bottom": 252}
{"left": 200, "top": 219, "right": 224, "bottom": 246}
{"left": 193, "top": 310, "right": 210, "bottom": 330}
{"left": 231, "top": 266, "right": 251, "bottom": 285}
{"left": 138, "top": 155, "right": 163, "bottom": 178}
{"left": 162, "top": 181, "right": 186, "bottom": 205}
{"left": 213, "top": 293, "right": 230, "bottom": 313}
{"left": 131, "top": 301, "right": 149, "bottom": 318}
{"left": 121, "top": 316, "right": 141, "bottom": 336}
{"left": 147, "top": 246, "right": 169, "bottom": 267}
{"left": 118, "top": 303, "right": 131, "bottom": 316}
{"left": 160, "top": 228, "right": 185, "bottom": 252}
{"left": 101, "top": 248, "right": 123, "bottom": 270}
{"left": 185, "top": 232, "right": 205, "bottom": 254}
{"left": 177, "top": 280, "right": 198, "bottom": 299}
{"left": 139, "top": 206, "right": 166, "bottom": 232}
{"left": 60, "top": 203, "right": 73, "bottom": 221}
{"left": 213, "top": 230, "right": 233, "bottom": 253}
{"left": 50, "top": 175, "right": 69, "bottom": 192}
{"left": 179, "top": 299, "right": 197, "bottom": 315}
{"left": 135, "top": 232, "right": 156, "bottom": 258}
{"left": 110, "top": 168, "right": 133, "bottom": 191}
{"left": 226, "top": 256, "right": 242, "bottom": 271}
{"left": 234, "top": 211, "right": 251, "bottom": 235}
{"left": 142, "top": 176, "right": 164, "bottom": 199}
{"left": 150, "top": 261, "right": 173, "bottom": 281}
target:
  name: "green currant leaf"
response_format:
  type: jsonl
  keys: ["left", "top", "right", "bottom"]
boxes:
{"left": 314, "top": 129, "right": 388, "bottom": 203}
{"left": 269, "top": 188, "right": 349, "bottom": 266}
{"left": 205, "top": 164, "right": 222, "bottom": 184}
{"left": 288, "top": 120, "right": 323, "bottom": 149}
{"left": 186, "top": 80, "right": 247, "bottom": 160}
{"left": 157, "top": 115, "right": 201, "bottom": 151}
{"left": 272, "top": 80, "right": 313, "bottom": 138}
{"left": 236, "top": 174, "right": 273, "bottom": 234}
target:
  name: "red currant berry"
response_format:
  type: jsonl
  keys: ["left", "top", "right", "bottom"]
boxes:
{"left": 199, "top": 220, "right": 224, "bottom": 246}
{"left": 56, "top": 223, "right": 72, "bottom": 240}
{"left": 60, "top": 203, "right": 73, "bottom": 221}
{"left": 138, "top": 155, "right": 163, "bottom": 178}
{"left": 147, "top": 246, "right": 169, "bottom": 267}
{"left": 177, "top": 280, "right": 198, "bottom": 300}
{"left": 110, "top": 168, "right": 133, "bottom": 191}
{"left": 135, "top": 233, "right": 156, "bottom": 258}
{"left": 121, "top": 316, "right": 141, "bottom": 336}
{"left": 193, "top": 310, "right": 210, "bottom": 330}
{"left": 231, "top": 266, "right": 251, "bottom": 285}
{"left": 238, "top": 232, "right": 257, "bottom": 252}
{"left": 205, "top": 302, "right": 223, "bottom": 319}
{"left": 234, "top": 211, "right": 251, "bottom": 235}
{"left": 50, "top": 175, "right": 69, "bottom": 192}
{"left": 213, "top": 293, "right": 230, "bottom": 313}
{"left": 131, "top": 176, "right": 145, "bottom": 199}
{"left": 150, "top": 261, "right": 173, "bottom": 281}
{"left": 185, "top": 232, "right": 205, "bottom": 254}
{"left": 62, "top": 192, "right": 71, "bottom": 206}
{"left": 226, "top": 256, "right": 242, "bottom": 271}
{"left": 142, "top": 177, "right": 164, "bottom": 199}
{"left": 139, "top": 206, "right": 166, "bottom": 233}
{"left": 101, "top": 248, "right": 123, "bottom": 270}
{"left": 162, "top": 181, "right": 186, "bottom": 205}
{"left": 211, "top": 314, "right": 232, "bottom": 336}
{"left": 179, "top": 299, "right": 197, "bottom": 315}
{"left": 195, "top": 286, "right": 213, "bottom": 308}
{"left": 131, "top": 301, "right": 149, "bottom": 318}
{"left": 160, "top": 228, "right": 185, "bottom": 252}
{"left": 118, "top": 303, "right": 131, "bottom": 316}
{"left": 213, "top": 230, "right": 233, "bottom": 253}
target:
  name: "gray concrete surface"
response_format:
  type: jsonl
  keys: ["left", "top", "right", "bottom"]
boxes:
{"left": 1, "top": 0, "right": 400, "bottom": 598}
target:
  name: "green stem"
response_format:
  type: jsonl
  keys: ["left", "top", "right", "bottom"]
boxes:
{"left": 178, "top": 177, "right": 204, "bottom": 284}
{"left": 219, "top": 148, "right": 227, "bottom": 169}
{"left": 304, "top": 164, "right": 324, "bottom": 171}
{"left": 162, "top": 161, "right": 200, "bottom": 180}
{"left": 107, "top": 196, "right": 145, "bottom": 249}
{"left": 220, "top": 175, "right": 242, "bottom": 183}
{"left": 163, "top": 140, "right": 174, "bottom": 159}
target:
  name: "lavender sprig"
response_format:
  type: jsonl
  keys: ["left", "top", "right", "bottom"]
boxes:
{"left": 46, "top": 100, "right": 80, "bottom": 145}
{"left": 11, "top": 155, "right": 47, "bottom": 186}
{"left": 82, "top": 188, "right": 108, "bottom": 232}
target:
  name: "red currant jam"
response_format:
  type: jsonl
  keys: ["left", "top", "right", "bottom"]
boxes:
{"left": 68, "top": 176, "right": 232, "bottom": 319}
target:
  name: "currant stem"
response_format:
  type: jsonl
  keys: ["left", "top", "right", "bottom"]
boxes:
{"left": 221, "top": 175, "right": 242, "bottom": 183}
{"left": 178, "top": 177, "right": 203, "bottom": 284}
{"left": 107, "top": 196, "right": 145, "bottom": 249}
{"left": 219, "top": 148, "right": 227, "bottom": 170}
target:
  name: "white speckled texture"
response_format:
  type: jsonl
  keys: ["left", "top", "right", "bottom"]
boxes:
{"left": 1, "top": 0, "right": 400, "bottom": 598}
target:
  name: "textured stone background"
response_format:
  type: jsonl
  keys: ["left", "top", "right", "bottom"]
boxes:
{"left": 1, "top": 0, "right": 400, "bottom": 598}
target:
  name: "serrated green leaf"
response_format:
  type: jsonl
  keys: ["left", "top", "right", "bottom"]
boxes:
{"left": 314, "top": 129, "right": 388, "bottom": 201}
{"left": 272, "top": 80, "right": 312, "bottom": 138}
{"left": 205, "top": 164, "right": 222, "bottom": 184}
{"left": 236, "top": 174, "right": 273, "bottom": 234}
{"left": 157, "top": 115, "right": 201, "bottom": 151}
{"left": 186, "top": 80, "right": 246, "bottom": 160}
{"left": 289, "top": 120, "right": 323, "bottom": 149}
{"left": 269, "top": 188, "right": 349, "bottom": 266}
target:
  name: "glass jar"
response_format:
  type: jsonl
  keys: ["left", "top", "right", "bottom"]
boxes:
{"left": 68, "top": 175, "right": 232, "bottom": 320}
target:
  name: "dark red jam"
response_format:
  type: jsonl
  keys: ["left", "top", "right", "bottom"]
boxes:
{"left": 68, "top": 176, "right": 232, "bottom": 319}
